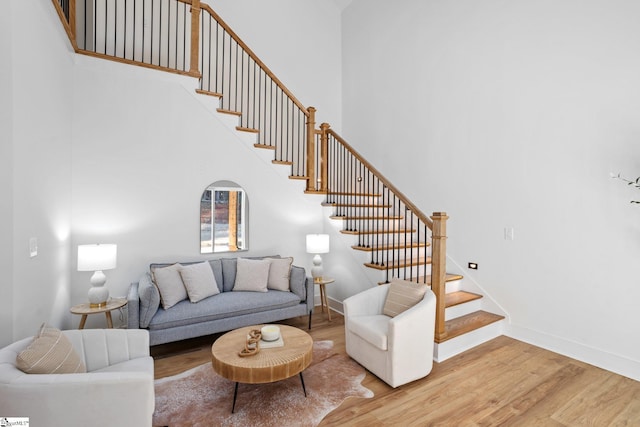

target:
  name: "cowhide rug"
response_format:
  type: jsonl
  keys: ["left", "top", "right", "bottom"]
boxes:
{"left": 153, "top": 340, "right": 373, "bottom": 427}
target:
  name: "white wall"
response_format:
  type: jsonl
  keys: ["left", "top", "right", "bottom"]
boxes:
{"left": 208, "top": 0, "right": 343, "bottom": 131}
{"left": 2, "top": 0, "right": 75, "bottom": 344}
{"left": 4, "top": 0, "right": 341, "bottom": 337}
{"left": 0, "top": 1, "right": 15, "bottom": 346}
{"left": 69, "top": 57, "right": 324, "bottom": 323}
{"left": 342, "top": 0, "right": 640, "bottom": 379}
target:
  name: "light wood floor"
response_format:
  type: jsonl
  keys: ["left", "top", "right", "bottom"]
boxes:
{"left": 152, "top": 312, "right": 640, "bottom": 426}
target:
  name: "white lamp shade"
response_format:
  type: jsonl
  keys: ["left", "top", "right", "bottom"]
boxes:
{"left": 306, "top": 234, "right": 329, "bottom": 254}
{"left": 77, "top": 244, "right": 117, "bottom": 271}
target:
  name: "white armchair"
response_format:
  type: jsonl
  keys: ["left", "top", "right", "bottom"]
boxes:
{"left": 344, "top": 283, "right": 436, "bottom": 388}
{"left": 0, "top": 328, "right": 154, "bottom": 427}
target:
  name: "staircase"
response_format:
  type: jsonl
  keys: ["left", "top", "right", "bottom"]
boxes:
{"left": 50, "top": 0, "right": 505, "bottom": 361}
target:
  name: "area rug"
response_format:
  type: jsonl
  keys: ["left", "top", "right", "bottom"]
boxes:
{"left": 153, "top": 340, "right": 373, "bottom": 427}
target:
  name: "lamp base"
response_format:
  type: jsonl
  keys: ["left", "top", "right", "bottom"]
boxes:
{"left": 89, "top": 302, "right": 108, "bottom": 309}
{"left": 87, "top": 270, "right": 109, "bottom": 307}
{"left": 311, "top": 254, "right": 324, "bottom": 282}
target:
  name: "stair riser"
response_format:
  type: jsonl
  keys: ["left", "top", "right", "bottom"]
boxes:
{"left": 367, "top": 264, "right": 432, "bottom": 278}
{"left": 348, "top": 233, "right": 423, "bottom": 245}
{"left": 358, "top": 248, "right": 430, "bottom": 260}
{"left": 433, "top": 321, "right": 504, "bottom": 362}
{"left": 332, "top": 207, "right": 394, "bottom": 218}
{"left": 326, "top": 195, "right": 382, "bottom": 205}
{"left": 336, "top": 218, "right": 406, "bottom": 229}
{"left": 445, "top": 299, "right": 482, "bottom": 321}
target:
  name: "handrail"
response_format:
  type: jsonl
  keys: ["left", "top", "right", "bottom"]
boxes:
{"left": 199, "top": 3, "right": 308, "bottom": 117}
{"left": 326, "top": 128, "right": 433, "bottom": 230}
{"left": 51, "top": 0, "right": 78, "bottom": 51}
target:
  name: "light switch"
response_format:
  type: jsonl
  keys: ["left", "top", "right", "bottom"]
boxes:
{"left": 504, "top": 227, "right": 514, "bottom": 241}
{"left": 29, "top": 237, "right": 38, "bottom": 257}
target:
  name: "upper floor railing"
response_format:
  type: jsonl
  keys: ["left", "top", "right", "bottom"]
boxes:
{"left": 50, "top": 0, "right": 450, "bottom": 342}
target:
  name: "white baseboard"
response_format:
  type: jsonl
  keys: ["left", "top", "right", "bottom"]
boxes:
{"left": 505, "top": 324, "right": 640, "bottom": 382}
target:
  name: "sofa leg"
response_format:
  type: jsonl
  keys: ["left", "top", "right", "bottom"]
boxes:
{"left": 308, "top": 310, "right": 312, "bottom": 330}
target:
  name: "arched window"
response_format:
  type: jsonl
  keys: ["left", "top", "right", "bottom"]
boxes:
{"left": 200, "top": 181, "right": 248, "bottom": 253}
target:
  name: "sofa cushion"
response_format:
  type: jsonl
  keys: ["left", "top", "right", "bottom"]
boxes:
{"left": 16, "top": 324, "right": 87, "bottom": 374}
{"left": 348, "top": 315, "right": 390, "bottom": 351}
{"left": 232, "top": 258, "right": 270, "bottom": 292}
{"left": 267, "top": 257, "right": 293, "bottom": 291}
{"left": 207, "top": 259, "right": 224, "bottom": 293}
{"left": 152, "top": 263, "right": 188, "bottom": 309}
{"left": 221, "top": 258, "right": 238, "bottom": 292}
{"left": 148, "top": 291, "right": 301, "bottom": 331}
{"left": 138, "top": 273, "right": 161, "bottom": 328}
{"left": 382, "top": 278, "right": 428, "bottom": 317}
{"left": 180, "top": 261, "right": 220, "bottom": 302}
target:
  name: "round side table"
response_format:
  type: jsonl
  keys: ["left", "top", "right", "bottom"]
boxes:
{"left": 70, "top": 297, "right": 127, "bottom": 329}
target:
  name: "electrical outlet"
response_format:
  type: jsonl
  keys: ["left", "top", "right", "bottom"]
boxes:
{"left": 468, "top": 262, "right": 478, "bottom": 270}
{"left": 29, "top": 237, "right": 38, "bottom": 258}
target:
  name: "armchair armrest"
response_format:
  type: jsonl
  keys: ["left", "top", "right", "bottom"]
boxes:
{"left": 388, "top": 289, "right": 436, "bottom": 360}
{"left": 344, "top": 284, "right": 390, "bottom": 319}
{"left": 127, "top": 281, "right": 140, "bottom": 329}
{"left": 305, "top": 276, "right": 315, "bottom": 312}
{"left": 65, "top": 329, "right": 150, "bottom": 371}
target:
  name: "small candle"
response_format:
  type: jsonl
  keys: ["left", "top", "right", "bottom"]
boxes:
{"left": 261, "top": 325, "right": 280, "bottom": 342}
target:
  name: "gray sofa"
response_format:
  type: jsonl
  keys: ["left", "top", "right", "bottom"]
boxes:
{"left": 127, "top": 257, "right": 313, "bottom": 346}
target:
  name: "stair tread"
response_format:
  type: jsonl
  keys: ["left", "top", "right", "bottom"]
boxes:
{"left": 254, "top": 144, "right": 275, "bottom": 150}
{"left": 436, "top": 310, "right": 505, "bottom": 343}
{"left": 365, "top": 256, "right": 431, "bottom": 270}
{"left": 217, "top": 108, "right": 241, "bottom": 116}
{"left": 353, "top": 242, "right": 429, "bottom": 252}
{"left": 237, "top": 126, "right": 259, "bottom": 133}
{"left": 445, "top": 291, "right": 482, "bottom": 308}
{"left": 378, "top": 272, "right": 461, "bottom": 286}
{"left": 195, "top": 89, "right": 223, "bottom": 98}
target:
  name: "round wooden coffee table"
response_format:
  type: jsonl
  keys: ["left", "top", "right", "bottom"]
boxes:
{"left": 211, "top": 324, "right": 313, "bottom": 413}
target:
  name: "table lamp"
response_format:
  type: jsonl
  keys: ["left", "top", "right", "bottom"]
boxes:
{"left": 77, "top": 244, "right": 117, "bottom": 308}
{"left": 306, "top": 234, "right": 329, "bottom": 282}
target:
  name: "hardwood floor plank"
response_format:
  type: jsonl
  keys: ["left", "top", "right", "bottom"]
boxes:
{"left": 151, "top": 312, "right": 640, "bottom": 426}
{"left": 476, "top": 363, "right": 585, "bottom": 426}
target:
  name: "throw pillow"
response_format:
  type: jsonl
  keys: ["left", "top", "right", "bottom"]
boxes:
{"left": 232, "top": 258, "right": 270, "bottom": 292}
{"left": 382, "top": 278, "right": 428, "bottom": 317}
{"left": 266, "top": 257, "right": 293, "bottom": 291}
{"left": 180, "top": 261, "right": 220, "bottom": 302}
{"left": 152, "top": 263, "right": 188, "bottom": 309}
{"left": 16, "top": 323, "right": 86, "bottom": 374}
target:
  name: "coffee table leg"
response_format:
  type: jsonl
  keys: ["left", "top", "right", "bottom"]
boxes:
{"left": 232, "top": 382, "right": 239, "bottom": 413}
{"left": 299, "top": 372, "right": 307, "bottom": 397}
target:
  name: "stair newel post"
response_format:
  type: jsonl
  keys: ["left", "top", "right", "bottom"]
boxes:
{"left": 430, "top": 212, "right": 449, "bottom": 342}
{"left": 319, "top": 123, "right": 330, "bottom": 193}
{"left": 189, "top": 0, "right": 201, "bottom": 76}
{"left": 306, "top": 107, "right": 317, "bottom": 192}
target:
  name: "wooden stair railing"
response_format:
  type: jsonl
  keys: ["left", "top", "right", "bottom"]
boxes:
{"left": 320, "top": 126, "right": 450, "bottom": 341}
{"left": 49, "top": 0, "right": 453, "bottom": 342}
